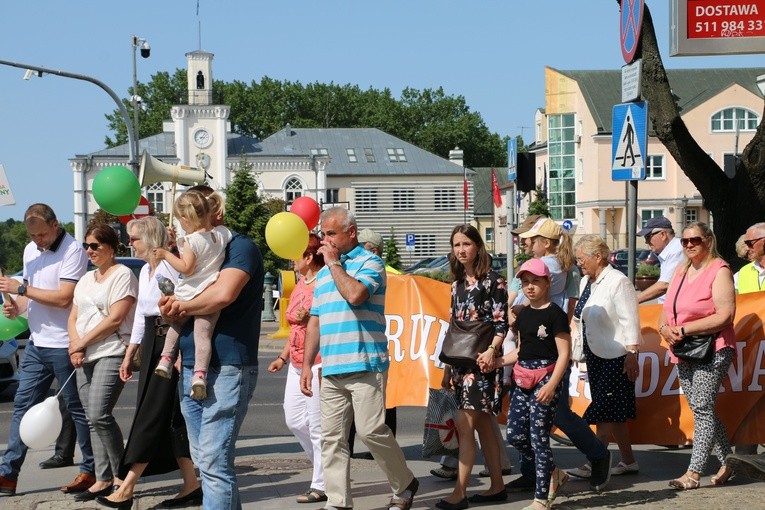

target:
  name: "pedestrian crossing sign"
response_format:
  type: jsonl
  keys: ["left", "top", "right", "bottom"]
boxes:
{"left": 612, "top": 101, "right": 648, "bottom": 181}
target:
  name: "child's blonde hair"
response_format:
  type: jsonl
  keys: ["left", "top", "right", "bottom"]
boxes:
{"left": 174, "top": 190, "right": 224, "bottom": 230}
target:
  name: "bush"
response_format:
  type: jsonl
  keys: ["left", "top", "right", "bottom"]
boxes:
{"left": 636, "top": 263, "right": 661, "bottom": 277}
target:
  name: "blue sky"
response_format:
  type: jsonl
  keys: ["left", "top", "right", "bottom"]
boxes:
{"left": 0, "top": 1, "right": 762, "bottom": 222}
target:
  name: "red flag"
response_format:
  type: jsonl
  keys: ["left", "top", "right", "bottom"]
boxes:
{"left": 463, "top": 168, "right": 469, "bottom": 210}
{"left": 491, "top": 168, "right": 502, "bottom": 207}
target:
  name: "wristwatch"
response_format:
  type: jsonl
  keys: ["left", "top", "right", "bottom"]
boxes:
{"left": 17, "top": 284, "right": 26, "bottom": 296}
{"left": 627, "top": 348, "right": 638, "bottom": 356}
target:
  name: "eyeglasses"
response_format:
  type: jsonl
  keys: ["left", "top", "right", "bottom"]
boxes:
{"left": 644, "top": 230, "right": 663, "bottom": 243}
{"left": 680, "top": 236, "right": 704, "bottom": 247}
{"left": 744, "top": 236, "right": 765, "bottom": 249}
{"left": 82, "top": 242, "right": 101, "bottom": 251}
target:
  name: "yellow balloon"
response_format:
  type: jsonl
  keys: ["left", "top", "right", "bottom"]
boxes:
{"left": 265, "top": 212, "right": 309, "bottom": 260}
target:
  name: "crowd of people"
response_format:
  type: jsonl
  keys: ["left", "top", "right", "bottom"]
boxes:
{"left": 1, "top": 195, "right": 765, "bottom": 509}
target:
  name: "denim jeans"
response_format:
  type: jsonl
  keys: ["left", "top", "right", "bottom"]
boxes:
{"left": 519, "top": 365, "right": 608, "bottom": 479}
{"left": 0, "top": 342, "right": 94, "bottom": 479}
{"left": 180, "top": 364, "right": 258, "bottom": 510}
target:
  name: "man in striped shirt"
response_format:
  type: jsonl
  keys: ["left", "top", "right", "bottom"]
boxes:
{"left": 300, "top": 207, "right": 418, "bottom": 510}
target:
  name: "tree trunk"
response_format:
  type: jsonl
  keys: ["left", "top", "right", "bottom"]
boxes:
{"left": 615, "top": 0, "right": 765, "bottom": 264}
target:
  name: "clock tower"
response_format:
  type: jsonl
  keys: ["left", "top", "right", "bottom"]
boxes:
{"left": 171, "top": 50, "right": 230, "bottom": 190}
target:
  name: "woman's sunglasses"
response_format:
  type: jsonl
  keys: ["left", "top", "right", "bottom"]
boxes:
{"left": 679, "top": 236, "right": 704, "bottom": 247}
{"left": 82, "top": 242, "right": 101, "bottom": 251}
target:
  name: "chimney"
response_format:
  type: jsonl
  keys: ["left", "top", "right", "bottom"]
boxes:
{"left": 449, "top": 146, "right": 464, "bottom": 167}
{"left": 285, "top": 123, "right": 292, "bottom": 137}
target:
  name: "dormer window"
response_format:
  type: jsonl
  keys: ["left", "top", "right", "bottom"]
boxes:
{"left": 711, "top": 107, "right": 759, "bottom": 132}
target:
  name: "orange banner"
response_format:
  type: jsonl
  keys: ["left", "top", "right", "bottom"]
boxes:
{"left": 384, "top": 274, "right": 765, "bottom": 444}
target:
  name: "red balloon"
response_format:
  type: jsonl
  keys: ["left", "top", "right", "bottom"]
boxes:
{"left": 290, "top": 196, "right": 321, "bottom": 230}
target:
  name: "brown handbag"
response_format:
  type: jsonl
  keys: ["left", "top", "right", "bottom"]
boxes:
{"left": 438, "top": 318, "right": 495, "bottom": 368}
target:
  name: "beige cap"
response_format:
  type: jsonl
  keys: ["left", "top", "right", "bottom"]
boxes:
{"left": 518, "top": 217, "right": 562, "bottom": 239}
{"left": 357, "top": 228, "right": 383, "bottom": 248}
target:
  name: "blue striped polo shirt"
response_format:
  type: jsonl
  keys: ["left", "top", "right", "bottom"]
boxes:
{"left": 310, "top": 244, "right": 388, "bottom": 376}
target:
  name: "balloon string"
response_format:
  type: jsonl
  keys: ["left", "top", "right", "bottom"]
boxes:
{"left": 55, "top": 370, "right": 77, "bottom": 398}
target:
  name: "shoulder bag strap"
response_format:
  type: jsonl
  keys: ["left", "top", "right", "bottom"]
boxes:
{"left": 671, "top": 270, "right": 688, "bottom": 325}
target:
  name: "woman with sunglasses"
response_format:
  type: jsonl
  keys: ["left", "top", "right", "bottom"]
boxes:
{"left": 658, "top": 222, "right": 736, "bottom": 490}
{"left": 67, "top": 224, "right": 138, "bottom": 503}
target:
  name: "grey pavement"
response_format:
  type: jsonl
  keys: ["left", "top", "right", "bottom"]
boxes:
{"left": 4, "top": 320, "right": 765, "bottom": 509}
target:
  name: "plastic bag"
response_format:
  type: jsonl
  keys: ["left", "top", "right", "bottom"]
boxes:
{"left": 422, "top": 388, "right": 459, "bottom": 458}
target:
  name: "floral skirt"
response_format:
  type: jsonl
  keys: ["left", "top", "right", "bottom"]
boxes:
{"left": 451, "top": 365, "right": 503, "bottom": 415}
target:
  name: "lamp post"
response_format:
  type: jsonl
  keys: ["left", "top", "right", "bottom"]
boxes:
{"left": 681, "top": 195, "right": 689, "bottom": 227}
{"left": 0, "top": 59, "right": 136, "bottom": 173}
{"left": 132, "top": 35, "right": 151, "bottom": 173}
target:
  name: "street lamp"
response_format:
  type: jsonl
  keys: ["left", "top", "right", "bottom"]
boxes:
{"left": 132, "top": 35, "right": 150, "bottom": 174}
{"left": 681, "top": 195, "right": 689, "bottom": 227}
{"left": 0, "top": 59, "right": 136, "bottom": 172}
{"left": 757, "top": 74, "right": 765, "bottom": 96}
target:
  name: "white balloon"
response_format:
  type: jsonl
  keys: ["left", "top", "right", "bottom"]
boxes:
{"left": 19, "top": 396, "right": 63, "bottom": 449}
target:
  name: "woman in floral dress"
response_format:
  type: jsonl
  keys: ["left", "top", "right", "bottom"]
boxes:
{"left": 436, "top": 225, "right": 509, "bottom": 510}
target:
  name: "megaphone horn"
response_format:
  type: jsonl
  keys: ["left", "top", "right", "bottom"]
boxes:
{"left": 139, "top": 150, "right": 207, "bottom": 187}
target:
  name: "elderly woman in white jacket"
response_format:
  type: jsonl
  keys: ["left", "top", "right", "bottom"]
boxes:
{"left": 571, "top": 235, "right": 641, "bottom": 477}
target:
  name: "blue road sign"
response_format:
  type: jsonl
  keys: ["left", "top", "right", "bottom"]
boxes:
{"left": 562, "top": 219, "right": 574, "bottom": 232}
{"left": 612, "top": 101, "right": 648, "bottom": 181}
{"left": 507, "top": 138, "right": 517, "bottom": 181}
{"left": 405, "top": 233, "right": 415, "bottom": 246}
{"left": 621, "top": 0, "right": 644, "bottom": 63}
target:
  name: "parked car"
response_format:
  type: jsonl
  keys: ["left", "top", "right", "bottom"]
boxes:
{"left": 403, "top": 256, "right": 439, "bottom": 274}
{"left": 0, "top": 336, "right": 19, "bottom": 392}
{"left": 412, "top": 255, "right": 449, "bottom": 275}
{"left": 609, "top": 249, "right": 660, "bottom": 275}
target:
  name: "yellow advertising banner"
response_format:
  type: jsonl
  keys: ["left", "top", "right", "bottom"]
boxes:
{"left": 384, "top": 274, "right": 765, "bottom": 444}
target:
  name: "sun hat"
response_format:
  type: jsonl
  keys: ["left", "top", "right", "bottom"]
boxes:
{"left": 511, "top": 214, "right": 544, "bottom": 235}
{"left": 357, "top": 228, "right": 383, "bottom": 248}
{"left": 518, "top": 218, "right": 562, "bottom": 239}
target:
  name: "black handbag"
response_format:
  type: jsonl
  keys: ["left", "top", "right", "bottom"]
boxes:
{"left": 438, "top": 318, "right": 494, "bottom": 368}
{"left": 670, "top": 271, "right": 717, "bottom": 363}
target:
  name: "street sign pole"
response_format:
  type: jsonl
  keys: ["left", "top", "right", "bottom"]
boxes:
{"left": 627, "top": 181, "right": 638, "bottom": 282}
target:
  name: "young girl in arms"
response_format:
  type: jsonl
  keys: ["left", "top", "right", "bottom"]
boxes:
{"left": 494, "top": 258, "right": 571, "bottom": 510}
{"left": 153, "top": 190, "right": 232, "bottom": 400}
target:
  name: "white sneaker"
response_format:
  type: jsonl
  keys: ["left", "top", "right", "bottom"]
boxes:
{"left": 610, "top": 461, "right": 639, "bottom": 475}
{"left": 566, "top": 463, "right": 591, "bottom": 479}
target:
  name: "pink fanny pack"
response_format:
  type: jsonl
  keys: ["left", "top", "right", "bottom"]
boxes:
{"left": 513, "top": 363, "right": 556, "bottom": 390}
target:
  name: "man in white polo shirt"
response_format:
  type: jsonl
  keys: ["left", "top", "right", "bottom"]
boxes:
{"left": 0, "top": 203, "right": 94, "bottom": 497}
{"left": 636, "top": 216, "right": 684, "bottom": 304}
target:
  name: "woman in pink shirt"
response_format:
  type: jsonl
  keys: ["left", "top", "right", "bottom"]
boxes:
{"left": 268, "top": 233, "right": 326, "bottom": 504}
{"left": 658, "top": 222, "right": 736, "bottom": 490}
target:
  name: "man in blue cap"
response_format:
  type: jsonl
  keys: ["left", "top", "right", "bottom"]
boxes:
{"left": 636, "top": 216, "right": 683, "bottom": 304}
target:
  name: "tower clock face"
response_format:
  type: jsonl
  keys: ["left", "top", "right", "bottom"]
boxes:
{"left": 192, "top": 127, "right": 212, "bottom": 149}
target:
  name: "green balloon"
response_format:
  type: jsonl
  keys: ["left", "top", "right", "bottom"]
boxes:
{"left": 92, "top": 165, "right": 141, "bottom": 216}
{"left": 0, "top": 315, "right": 27, "bottom": 341}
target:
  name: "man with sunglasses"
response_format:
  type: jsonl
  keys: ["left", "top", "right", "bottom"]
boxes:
{"left": 0, "top": 204, "right": 94, "bottom": 497}
{"left": 735, "top": 223, "right": 765, "bottom": 293}
{"left": 635, "top": 216, "right": 683, "bottom": 304}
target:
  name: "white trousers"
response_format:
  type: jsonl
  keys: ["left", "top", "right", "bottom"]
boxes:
{"left": 284, "top": 363, "right": 325, "bottom": 491}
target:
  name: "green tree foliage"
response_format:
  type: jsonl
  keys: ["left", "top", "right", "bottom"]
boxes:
{"left": 0, "top": 220, "right": 76, "bottom": 274}
{"left": 527, "top": 185, "right": 551, "bottom": 217}
{"left": 106, "top": 74, "right": 506, "bottom": 168}
{"left": 224, "top": 155, "right": 287, "bottom": 275}
{"left": 384, "top": 228, "right": 402, "bottom": 270}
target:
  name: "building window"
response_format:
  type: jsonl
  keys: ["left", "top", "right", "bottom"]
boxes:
{"left": 364, "top": 148, "right": 376, "bottom": 163}
{"left": 325, "top": 188, "right": 339, "bottom": 204}
{"left": 346, "top": 148, "right": 357, "bottom": 163}
{"left": 393, "top": 189, "right": 415, "bottom": 211}
{"left": 414, "top": 234, "right": 436, "bottom": 258}
{"left": 685, "top": 207, "right": 697, "bottom": 225}
{"left": 711, "top": 107, "right": 759, "bottom": 132}
{"left": 147, "top": 183, "right": 164, "bottom": 213}
{"left": 387, "top": 148, "right": 407, "bottom": 162}
{"left": 355, "top": 188, "right": 378, "bottom": 211}
{"left": 310, "top": 148, "right": 329, "bottom": 156}
{"left": 640, "top": 209, "right": 664, "bottom": 227}
{"left": 646, "top": 155, "right": 665, "bottom": 179}
{"left": 547, "top": 113, "right": 576, "bottom": 220}
{"left": 285, "top": 177, "right": 303, "bottom": 202}
{"left": 434, "top": 188, "right": 459, "bottom": 211}
{"left": 485, "top": 227, "right": 494, "bottom": 243}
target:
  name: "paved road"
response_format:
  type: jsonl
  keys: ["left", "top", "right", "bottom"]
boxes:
{"left": 1, "top": 322, "right": 764, "bottom": 508}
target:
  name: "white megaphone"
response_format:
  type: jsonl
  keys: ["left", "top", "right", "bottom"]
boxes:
{"left": 138, "top": 150, "right": 207, "bottom": 187}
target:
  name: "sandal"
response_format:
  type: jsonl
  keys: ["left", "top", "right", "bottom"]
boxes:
{"left": 548, "top": 467, "right": 569, "bottom": 503}
{"left": 710, "top": 466, "right": 735, "bottom": 485}
{"left": 387, "top": 478, "right": 419, "bottom": 510}
{"left": 296, "top": 489, "right": 327, "bottom": 503}
{"left": 669, "top": 475, "right": 700, "bottom": 490}
{"left": 522, "top": 498, "right": 550, "bottom": 510}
